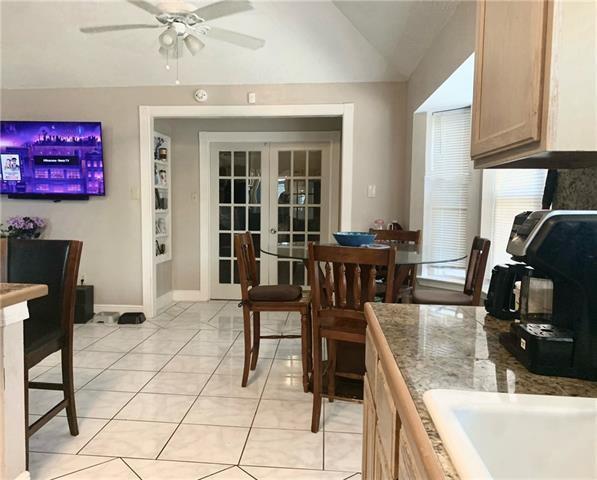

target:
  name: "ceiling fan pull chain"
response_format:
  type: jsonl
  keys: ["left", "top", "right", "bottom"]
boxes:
{"left": 175, "top": 40, "right": 180, "bottom": 85}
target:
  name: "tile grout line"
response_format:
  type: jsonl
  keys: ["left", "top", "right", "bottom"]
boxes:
{"left": 236, "top": 321, "right": 285, "bottom": 467}
{"left": 66, "top": 301, "right": 202, "bottom": 456}
{"left": 151, "top": 302, "right": 238, "bottom": 461}
{"left": 46, "top": 456, "right": 117, "bottom": 480}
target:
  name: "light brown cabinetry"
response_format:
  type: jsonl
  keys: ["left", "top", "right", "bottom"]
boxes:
{"left": 363, "top": 322, "right": 445, "bottom": 479}
{"left": 471, "top": 0, "right": 597, "bottom": 168}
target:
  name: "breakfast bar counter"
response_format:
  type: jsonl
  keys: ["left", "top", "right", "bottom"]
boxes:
{"left": 363, "top": 303, "right": 597, "bottom": 479}
{"left": 1, "top": 282, "right": 48, "bottom": 480}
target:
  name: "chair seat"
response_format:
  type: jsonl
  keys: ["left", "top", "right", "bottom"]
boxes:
{"left": 412, "top": 288, "right": 473, "bottom": 306}
{"left": 24, "top": 320, "right": 64, "bottom": 358}
{"left": 248, "top": 284, "right": 303, "bottom": 302}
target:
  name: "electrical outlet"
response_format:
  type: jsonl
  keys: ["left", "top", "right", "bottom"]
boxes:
{"left": 247, "top": 92, "right": 256, "bottom": 104}
{"left": 80, "top": 273, "right": 86, "bottom": 285}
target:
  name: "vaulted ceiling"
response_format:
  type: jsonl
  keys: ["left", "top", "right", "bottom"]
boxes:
{"left": 0, "top": 0, "right": 459, "bottom": 89}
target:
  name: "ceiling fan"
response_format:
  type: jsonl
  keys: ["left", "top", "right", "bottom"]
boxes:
{"left": 79, "top": 0, "right": 265, "bottom": 58}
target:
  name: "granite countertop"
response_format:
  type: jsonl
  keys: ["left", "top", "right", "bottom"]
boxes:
{"left": 369, "top": 303, "right": 597, "bottom": 479}
{"left": 0, "top": 282, "right": 47, "bottom": 308}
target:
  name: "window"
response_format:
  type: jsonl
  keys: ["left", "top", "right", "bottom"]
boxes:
{"left": 481, "top": 169, "right": 547, "bottom": 270}
{"left": 423, "top": 107, "right": 480, "bottom": 281}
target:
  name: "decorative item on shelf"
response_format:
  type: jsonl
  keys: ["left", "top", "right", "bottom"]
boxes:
{"left": 0, "top": 216, "right": 46, "bottom": 239}
{"left": 158, "top": 147, "right": 168, "bottom": 161}
{"left": 155, "top": 240, "right": 166, "bottom": 256}
{"left": 158, "top": 169, "right": 167, "bottom": 186}
{"left": 154, "top": 188, "right": 168, "bottom": 210}
{"left": 153, "top": 136, "right": 165, "bottom": 161}
{"left": 156, "top": 217, "right": 167, "bottom": 235}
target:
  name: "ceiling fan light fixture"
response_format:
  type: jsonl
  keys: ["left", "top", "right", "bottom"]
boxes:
{"left": 184, "top": 34, "right": 204, "bottom": 55}
{"left": 159, "top": 27, "right": 177, "bottom": 48}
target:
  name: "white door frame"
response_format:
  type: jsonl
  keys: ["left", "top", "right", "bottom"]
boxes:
{"left": 204, "top": 132, "right": 341, "bottom": 299}
{"left": 139, "top": 104, "right": 354, "bottom": 317}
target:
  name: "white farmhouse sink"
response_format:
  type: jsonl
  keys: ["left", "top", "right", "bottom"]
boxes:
{"left": 423, "top": 389, "right": 597, "bottom": 480}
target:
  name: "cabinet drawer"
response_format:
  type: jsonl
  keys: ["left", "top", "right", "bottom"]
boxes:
{"left": 365, "top": 328, "right": 378, "bottom": 392}
{"left": 374, "top": 362, "right": 399, "bottom": 478}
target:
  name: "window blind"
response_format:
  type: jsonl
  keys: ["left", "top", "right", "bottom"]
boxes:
{"left": 426, "top": 108, "right": 473, "bottom": 274}
{"left": 486, "top": 169, "right": 547, "bottom": 268}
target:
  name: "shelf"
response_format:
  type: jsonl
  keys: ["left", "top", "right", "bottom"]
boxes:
{"left": 154, "top": 159, "right": 168, "bottom": 166}
{"left": 155, "top": 233, "right": 168, "bottom": 238}
{"left": 154, "top": 185, "right": 169, "bottom": 190}
{"left": 155, "top": 209, "right": 169, "bottom": 214}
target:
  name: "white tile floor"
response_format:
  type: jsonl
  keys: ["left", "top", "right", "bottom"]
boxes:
{"left": 28, "top": 301, "right": 363, "bottom": 480}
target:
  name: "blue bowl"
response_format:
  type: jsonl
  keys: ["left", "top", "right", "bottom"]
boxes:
{"left": 333, "top": 231, "right": 377, "bottom": 247}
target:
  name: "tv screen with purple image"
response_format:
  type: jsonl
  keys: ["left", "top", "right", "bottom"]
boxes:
{"left": 0, "top": 121, "right": 104, "bottom": 197}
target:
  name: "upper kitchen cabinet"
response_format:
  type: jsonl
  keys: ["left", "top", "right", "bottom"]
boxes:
{"left": 471, "top": 0, "right": 597, "bottom": 168}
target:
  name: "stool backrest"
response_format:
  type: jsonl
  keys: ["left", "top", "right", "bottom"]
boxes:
{"left": 4, "top": 239, "right": 82, "bottom": 332}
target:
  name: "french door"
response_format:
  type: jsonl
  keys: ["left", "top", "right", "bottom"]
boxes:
{"left": 210, "top": 141, "right": 333, "bottom": 299}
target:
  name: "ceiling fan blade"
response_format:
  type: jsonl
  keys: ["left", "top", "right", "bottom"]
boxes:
{"left": 192, "top": 0, "right": 253, "bottom": 21}
{"left": 205, "top": 26, "right": 264, "bottom": 50}
{"left": 80, "top": 24, "right": 161, "bottom": 34}
{"left": 127, "top": 0, "right": 163, "bottom": 16}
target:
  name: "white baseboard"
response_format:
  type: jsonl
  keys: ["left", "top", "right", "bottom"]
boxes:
{"left": 94, "top": 304, "right": 144, "bottom": 314}
{"left": 16, "top": 470, "right": 31, "bottom": 480}
{"left": 172, "top": 290, "right": 207, "bottom": 302}
{"left": 156, "top": 291, "right": 174, "bottom": 311}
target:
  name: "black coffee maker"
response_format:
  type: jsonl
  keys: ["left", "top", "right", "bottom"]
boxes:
{"left": 485, "top": 211, "right": 536, "bottom": 320}
{"left": 499, "top": 210, "right": 597, "bottom": 380}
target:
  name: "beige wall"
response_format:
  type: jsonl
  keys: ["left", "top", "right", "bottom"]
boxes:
{"left": 158, "top": 117, "right": 342, "bottom": 292}
{"left": 0, "top": 82, "right": 407, "bottom": 305}
{"left": 405, "top": 1, "right": 477, "bottom": 225}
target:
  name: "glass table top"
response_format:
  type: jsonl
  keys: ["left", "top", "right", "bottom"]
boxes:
{"left": 261, "top": 243, "right": 467, "bottom": 266}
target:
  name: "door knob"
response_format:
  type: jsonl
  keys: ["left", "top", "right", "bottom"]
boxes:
{"left": 270, "top": 228, "right": 277, "bottom": 234}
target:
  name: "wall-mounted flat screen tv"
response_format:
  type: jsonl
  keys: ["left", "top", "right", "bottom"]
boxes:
{"left": 0, "top": 121, "right": 104, "bottom": 199}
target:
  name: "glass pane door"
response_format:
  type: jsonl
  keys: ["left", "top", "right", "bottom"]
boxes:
{"left": 211, "top": 144, "right": 268, "bottom": 299}
{"left": 270, "top": 145, "right": 329, "bottom": 287}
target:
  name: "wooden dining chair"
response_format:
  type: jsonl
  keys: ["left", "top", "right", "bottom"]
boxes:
{"left": 412, "top": 236, "right": 491, "bottom": 306}
{"left": 308, "top": 243, "right": 395, "bottom": 433}
{"left": 3, "top": 239, "right": 83, "bottom": 465}
{"left": 235, "top": 232, "right": 312, "bottom": 390}
{"left": 370, "top": 229, "right": 421, "bottom": 301}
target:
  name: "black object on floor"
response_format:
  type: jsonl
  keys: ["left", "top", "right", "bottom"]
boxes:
{"left": 75, "top": 284, "right": 94, "bottom": 324}
{"left": 118, "top": 312, "right": 146, "bottom": 324}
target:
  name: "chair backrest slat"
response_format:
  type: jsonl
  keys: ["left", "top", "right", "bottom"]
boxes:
{"left": 337, "top": 263, "right": 347, "bottom": 308}
{"left": 308, "top": 243, "right": 396, "bottom": 316}
{"left": 353, "top": 264, "right": 362, "bottom": 310}
{"left": 234, "top": 232, "right": 260, "bottom": 302}
{"left": 463, "top": 236, "right": 491, "bottom": 306}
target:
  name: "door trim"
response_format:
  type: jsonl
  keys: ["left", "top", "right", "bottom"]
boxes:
{"left": 139, "top": 104, "right": 353, "bottom": 316}
{"left": 200, "top": 131, "right": 341, "bottom": 300}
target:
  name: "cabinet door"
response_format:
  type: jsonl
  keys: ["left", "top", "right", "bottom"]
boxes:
{"left": 471, "top": 0, "right": 549, "bottom": 158}
{"left": 363, "top": 374, "right": 377, "bottom": 480}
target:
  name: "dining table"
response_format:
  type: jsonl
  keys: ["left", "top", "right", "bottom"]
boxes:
{"left": 261, "top": 242, "right": 467, "bottom": 399}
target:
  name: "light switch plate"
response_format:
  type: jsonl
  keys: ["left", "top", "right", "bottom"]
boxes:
{"left": 367, "top": 185, "right": 376, "bottom": 198}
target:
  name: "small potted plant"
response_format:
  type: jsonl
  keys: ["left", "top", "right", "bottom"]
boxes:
{"left": 1, "top": 216, "right": 47, "bottom": 239}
